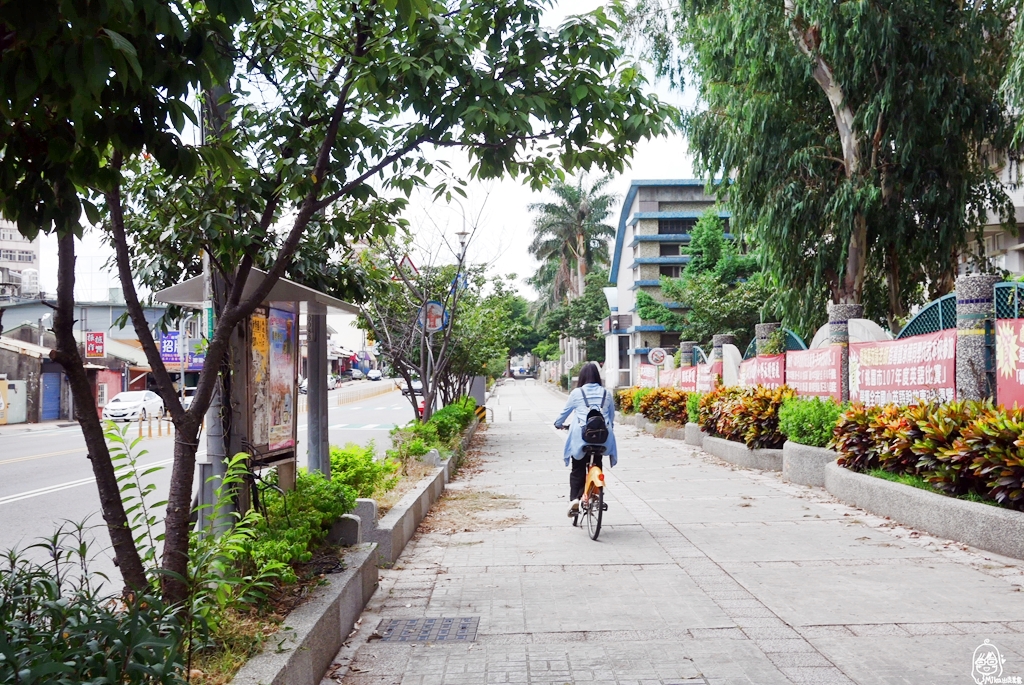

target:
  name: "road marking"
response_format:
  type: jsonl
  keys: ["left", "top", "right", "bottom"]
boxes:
{"left": 329, "top": 423, "right": 349, "bottom": 429}
{"left": 362, "top": 423, "right": 379, "bottom": 429}
{"left": 0, "top": 447, "right": 87, "bottom": 466}
{"left": 0, "top": 458, "right": 174, "bottom": 506}
{"left": 374, "top": 407, "right": 386, "bottom": 410}
{"left": 349, "top": 406, "right": 362, "bottom": 410}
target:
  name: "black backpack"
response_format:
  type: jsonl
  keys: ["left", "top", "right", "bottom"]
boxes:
{"left": 581, "top": 389, "right": 609, "bottom": 444}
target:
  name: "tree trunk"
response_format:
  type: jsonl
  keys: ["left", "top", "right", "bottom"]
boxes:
{"left": 576, "top": 232, "right": 587, "bottom": 298}
{"left": 838, "top": 212, "right": 868, "bottom": 303}
{"left": 51, "top": 233, "right": 149, "bottom": 594}
{"left": 884, "top": 243, "right": 905, "bottom": 335}
{"left": 161, "top": 418, "right": 201, "bottom": 604}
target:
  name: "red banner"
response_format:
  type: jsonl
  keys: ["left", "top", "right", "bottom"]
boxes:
{"left": 739, "top": 358, "right": 757, "bottom": 387}
{"left": 638, "top": 364, "right": 656, "bottom": 388}
{"left": 785, "top": 347, "right": 841, "bottom": 400}
{"left": 659, "top": 368, "right": 677, "bottom": 387}
{"left": 756, "top": 354, "right": 786, "bottom": 389}
{"left": 696, "top": 361, "right": 722, "bottom": 393}
{"left": 678, "top": 365, "right": 698, "bottom": 392}
{"left": 997, "top": 319, "right": 1024, "bottom": 408}
{"left": 849, "top": 329, "right": 956, "bottom": 406}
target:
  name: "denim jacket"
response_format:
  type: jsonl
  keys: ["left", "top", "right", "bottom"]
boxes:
{"left": 554, "top": 383, "right": 618, "bottom": 467}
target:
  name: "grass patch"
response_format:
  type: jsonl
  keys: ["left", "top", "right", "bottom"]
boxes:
{"left": 866, "top": 469, "right": 1005, "bottom": 508}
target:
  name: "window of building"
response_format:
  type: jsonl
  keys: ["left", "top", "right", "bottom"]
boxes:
{"left": 0, "top": 250, "right": 14, "bottom": 261}
{"left": 659, "top": 243, "right": 682, "bottom": 256}
{"left": 661, "top": 333, "right": 680, "bottom": 349}
{"left": 97, "top": 383, "right": 108, "bottom": 407}
{"left": 659, "top": 265, "right": 681, "bottom": 278}
{"left": 16, "top": 251, "right": 34, "bottom": 262}
{"left": 658, "top": 219, "right": 696, "bottom": 234}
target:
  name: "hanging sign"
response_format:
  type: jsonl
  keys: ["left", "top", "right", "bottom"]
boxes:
{"left": 849, "top": 330, "right": 956, "bottom": 406}
{"left": 786, "top": 347, "right": 841, "bottom": 400}
{"left": 696, "top": 361, "right": 721, "bottom": 393}
{"left": 739, "top": 358, "right": 758, "bottom": 387}
{"left": 755, "top": 354, "right": 786, "bottom": 389}
{"left": 85, "top": 332, "right": 105, "bottom": 358}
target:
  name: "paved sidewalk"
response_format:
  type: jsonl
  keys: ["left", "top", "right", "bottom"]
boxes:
{"left": 330, "top": 381, "right": 1024, "bottom": 684}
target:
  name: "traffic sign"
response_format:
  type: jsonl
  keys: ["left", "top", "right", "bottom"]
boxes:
{"left": 648, "top": 347, "right": 667, "bottom": 366}
{"left": 418, "top": 300, "right": 447, "bottom": 333}
{"left": 394, "top": 254, "right": 420, "bottom": 281}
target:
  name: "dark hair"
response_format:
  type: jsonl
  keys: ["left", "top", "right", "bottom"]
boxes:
{"left": 576, "top": 362, "right": 603, "bottom": 388}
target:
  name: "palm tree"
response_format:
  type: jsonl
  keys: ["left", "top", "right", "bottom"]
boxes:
{"left": 528, "top": 175, "right": 616, "bottom": 306}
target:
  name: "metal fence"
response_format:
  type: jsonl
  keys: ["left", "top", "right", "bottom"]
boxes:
{"left": 896, "top": 293, "right": 956, "bottom": 339}
{"left": 995, "top": 282, "right": 1024, "bottom": 320}
{"left": 741, "top": 329, "right": 808, "bottom": 360}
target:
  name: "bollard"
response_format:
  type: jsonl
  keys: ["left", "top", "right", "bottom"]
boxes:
{"left": 158, "top": 417, "right": 162, "bottom": 436}
{"left": 508, "top": 407, "right": 512, "bottom": 421}
{"left": 148, "top": 416, "right": 152, "bottom": 438}
{"left": 138, "top": 416, "right": 143, "bottom": 438}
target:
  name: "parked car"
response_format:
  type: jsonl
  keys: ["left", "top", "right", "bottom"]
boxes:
{"left": 103, "top": 390, "right": 164, "bottom": 422}
{"left": 181, "top": 386, "right": 197, "bottom": 410}
{"left": 367, "top": 369, "right": 382, "bottom": 381}
{"left": 351, "top": 368, "right": 365, "bottom": 380}
{"left": 402, "top": 379, "right": 423, "bottom": 396}
{"left": 327, "top": 375, "right": 338, "bottom": 390}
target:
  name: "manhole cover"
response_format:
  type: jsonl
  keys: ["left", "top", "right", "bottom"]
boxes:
{"left": 377, "top": 617, "right": 480, "bottom": 642}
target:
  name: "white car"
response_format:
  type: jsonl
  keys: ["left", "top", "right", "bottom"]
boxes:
{"left": 103, "top": 390, "right": 164, "bottom": 422}
{"left": 366, "top": 369, "right": 382, "bottom": 381}
{"left": 327, "top": 375, "right": 338, "bottom": 390}
{"left": 182, "top": 386, "right": 197, "bottom": 410}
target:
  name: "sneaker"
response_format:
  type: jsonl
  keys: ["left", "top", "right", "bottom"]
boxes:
{"left": 567, "top": 499, "right": 580, "bottom": 517}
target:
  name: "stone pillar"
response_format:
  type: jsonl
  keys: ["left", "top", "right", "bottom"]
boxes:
{"left": 712, "top": 334, "right": 736, "bottom": 361}
{"left": 307, "top": 310, "right": 330, "bottom": 478}
{"left": 956, "top": 274, "right": 1000, "bottom": 401}
{"left": 755, "top": 322, "right": 781, "bottom": 356}
{"left": 828, "top": 303, "right": 863, "bottom": 402}
{"left": 678, "top": 341, "right": 696, "bottom": 367}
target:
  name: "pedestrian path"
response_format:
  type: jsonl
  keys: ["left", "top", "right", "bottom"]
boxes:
{"left": 331, "top": 381, "right": 1024, "bottom": 684}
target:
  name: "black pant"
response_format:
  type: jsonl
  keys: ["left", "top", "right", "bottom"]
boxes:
{"left": 570, "top": 452, "right": 603, "bottom": 501}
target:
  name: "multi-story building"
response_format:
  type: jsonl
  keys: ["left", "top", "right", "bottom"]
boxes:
{"left": 0, "top": 221, "right": 40, "bottom": 278}
{"left": 603, "top": 179, "right": 726, "bottom": 388}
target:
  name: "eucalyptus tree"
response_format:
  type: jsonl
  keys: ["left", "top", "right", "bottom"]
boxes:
{"left": 621, "top": 0, "right": 1016, "bottom": 332}
{"left": 528, "top": 174, "right": 617, "bottom": 305}
{"left": 2, "top": 0, "right": 671, "bottom": 603}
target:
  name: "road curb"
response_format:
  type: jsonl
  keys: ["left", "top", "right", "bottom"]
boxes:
{"left": 702, "top": 435, "right": 783, "bottom": 471}
{"left": 782, "top": 441, "right": 838, "bottom": 487}
{"left": 824, "top": 462, "right": 1024, "bottom": 560}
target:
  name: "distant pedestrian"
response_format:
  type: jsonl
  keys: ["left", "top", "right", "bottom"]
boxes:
{"left": 553, "top": 362, "right": 617, "bottom": 517}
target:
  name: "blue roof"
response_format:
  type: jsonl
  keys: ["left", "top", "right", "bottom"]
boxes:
{"left": 610, "top": 179, "right": 725, "bottom": 285}
{"left": 629, "top": 256, "right": 692, "bottom": 267}
{"left": 629, "top": 280, "right": 663, "bottom": 290}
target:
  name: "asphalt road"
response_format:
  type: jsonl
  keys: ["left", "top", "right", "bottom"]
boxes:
{"left": 0, "top": 383, "right": 416, "bottom": 584}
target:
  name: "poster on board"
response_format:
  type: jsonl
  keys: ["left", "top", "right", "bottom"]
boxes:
{"left": 850, "top": 330, "right": 956, "bottom": 406}
{"left": 251, "top": 307, "right": 270, "bottom": 446}
{"left": 785, "top": 347, "right": 841, "bottom": 400}
{"left": 268, "top": 306, "right": 296, "bottom": 451}
{"left": 997, "top": 319, "right": 1024, "bottom": 409}
{"left": 739, "top": 358, "right": 758, "bottom": 387}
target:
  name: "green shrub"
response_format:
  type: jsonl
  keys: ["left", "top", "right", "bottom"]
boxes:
{"left": 429, "top": 397, "right": 476, "bottom": 441}
{"left": 778, "top": 397, "right": 843, "bottom": 448}
{"left": 616, "top": 387, "right": 638, "bottom": 413}
{"left": 686, "top": 392, "right": 702, "bottom": 424}
{"left": 912, "top": 400, "right": 980, "bottom": 496}
{"left": 732, "top": 385, "right": 797, "bottom": 449}
{"left": 248, "top": 470, "right": 356, "bottom": 581}
{"left": 0, "top": 524, "right": 185, "bottom": 685}
{"left": 697, "top": 385, "right": 744, "bottom": 439}
{"left": 632, "top": 387, "right": 654, "bottom": 414}
{"left": 959, "top": 408, "right": 1024, "bottom": 509}
{"left": 330, "top": 442, "right": 398, "bottom": 499}
{"left": 637, "top": 387, "right": 689, "bottom": 424}
{"left": 761, "top": 329, "right": 786, "bottom": 355}
{"left": 833, "top": 404, "right": 883, "bottom": 472}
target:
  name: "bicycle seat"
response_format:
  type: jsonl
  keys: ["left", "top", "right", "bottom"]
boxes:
{"left": 582, "top": 444, "right": 606, "bottom": 455}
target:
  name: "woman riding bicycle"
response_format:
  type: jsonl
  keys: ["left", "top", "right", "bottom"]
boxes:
{"left": 554, "top": 362, "right": 617, "bottom": 517}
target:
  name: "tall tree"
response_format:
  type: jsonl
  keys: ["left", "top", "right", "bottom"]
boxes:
{"left": 1, "top": 0, "right": 672, "bottom": 603}
{"left": 528, "top": 175, "right": 616, "bottom": 305}
{"left": 621, "top": 0, "right": 1016, "bottom": 332}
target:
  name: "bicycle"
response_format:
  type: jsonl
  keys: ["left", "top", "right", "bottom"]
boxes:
{"left": 572, "top": 444, "right": 607, "bottom": 540}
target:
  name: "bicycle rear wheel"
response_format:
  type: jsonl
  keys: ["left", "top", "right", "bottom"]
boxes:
{"left": 586, "top": 488, "right": 603, "bottom": 540}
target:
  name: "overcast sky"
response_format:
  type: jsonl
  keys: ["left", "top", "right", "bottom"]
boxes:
{"left": 38, "top": 1, "right": 696, "bottom": 301}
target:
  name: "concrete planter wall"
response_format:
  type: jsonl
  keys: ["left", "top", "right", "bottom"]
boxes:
{"left": 824, "top": 462, "right": 1024, "bottom": 560}
{"left": 231, "top": 544, "right": 378, "bottom": 685}
{"left": 702, "top": 435, "right": 783, "bottom": 471}
{"left": 685, "top": 422, "right": 705, "bottom": 447}
{"left": 782, "top": 441, "right": 838, "bottom": 487}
